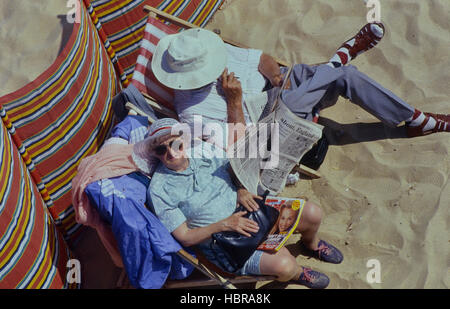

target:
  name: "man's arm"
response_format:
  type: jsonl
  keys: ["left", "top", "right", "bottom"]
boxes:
{"left": 221, "top": 68, "right": 245, "bottom": 124}
{"left": 221, "top": 68, "right": 247, "bottom": 147}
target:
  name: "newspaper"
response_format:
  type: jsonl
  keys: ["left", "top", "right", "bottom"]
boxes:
{"left": 257, "top": 197, "right": 305, "bottom": 252}
{"left": 244, "top": 91, "right": 268, "bottom": 124}
{"left": 229, "top": 66, "right": 323, "bottom": 195}
{"left": 244, "top": 66, "right": 293, "bottom": 124}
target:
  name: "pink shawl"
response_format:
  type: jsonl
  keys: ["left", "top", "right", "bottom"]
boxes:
{"left": 71, "top": 143, "right": 139, "bottom": 267}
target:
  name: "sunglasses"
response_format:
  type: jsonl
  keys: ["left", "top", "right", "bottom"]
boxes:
{"left": 154, "top": 139, "right": 184, "bottom": 156}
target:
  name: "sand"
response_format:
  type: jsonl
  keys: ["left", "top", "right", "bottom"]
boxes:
{"left": 1, "top": 0, "right": 448, "bottom": 289}
{"left": 0, "top": 0, "right": 73, "bottom": 97}
{"left": 207, "top": 0, "right": 450, "bottom": 289}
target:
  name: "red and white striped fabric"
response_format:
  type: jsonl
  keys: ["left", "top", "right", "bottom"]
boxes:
{"left": 131, "top": 16, "right": 177, "bottom": 110}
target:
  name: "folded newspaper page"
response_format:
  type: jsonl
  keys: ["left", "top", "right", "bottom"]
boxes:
{"left": 257, "top": 197, "right": 305, "bottom": 252}
{"left": 259, "top": 102, "right": 323, "bottom": 194}
{"left": 229, "top": 77, "right": 323, "bottom": 195}
{"left": 244, "top": 91, "right": 268, "bottom": 124}
{"left": 227, "top": 123, "right": 263, "bottom": 194}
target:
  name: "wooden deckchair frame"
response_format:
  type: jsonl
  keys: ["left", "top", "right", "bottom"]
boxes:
{"left": 167, "top": 249, "right": 276, "bottom": 289}
{"left": 121, "top": 5, "right": 325, "bottom": 289}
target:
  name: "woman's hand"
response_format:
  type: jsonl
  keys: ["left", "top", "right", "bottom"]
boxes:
{"left": 237, "top": 188, "right": 263, "bottom": 212}
{"left": 220, "top": 211, "right": 259, "bottom": 237}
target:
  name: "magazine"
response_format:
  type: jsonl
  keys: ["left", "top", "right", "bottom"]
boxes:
{"left": 257, "top": 197, "right": 305, "bottom": 252}
{"left": 229, "top": 65, "right": 324, "bottom": 195}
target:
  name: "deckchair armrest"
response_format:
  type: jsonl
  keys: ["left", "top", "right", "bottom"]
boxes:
{"left": 141, "top": 92, "right": 178, "bottom": 119}
{"left": 171, "top": 249, "right": 277, "bottom": 289}
{"left": 296, "top": 164, "right": 321, "bottom": 179}
{"left": 176, "top": 249, "right": 237, "bottom": 289}
{"left": 125, "top": 102, "right": 157, "bottom": 124}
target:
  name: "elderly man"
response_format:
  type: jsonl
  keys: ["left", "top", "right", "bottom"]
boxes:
{"left": 139, "top": 118, "right": 344, "bottom": 289}
{"left": 150, "top": 23, "right": 449, "bottom": 149}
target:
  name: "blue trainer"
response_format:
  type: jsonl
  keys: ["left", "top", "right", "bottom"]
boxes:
{"left": 302, "top": 240, "right": 344, "bottom": 264}
{"left": 292, "top": 267, "right": 330, "bottom": 289}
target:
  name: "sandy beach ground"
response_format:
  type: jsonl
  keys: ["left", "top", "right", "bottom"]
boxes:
{"left": 206, "top": 0, "right": 449, "bottom": 289}
{"left": 0, "top": 0, "right": 448, "bottom": 289}
{"left": 0, "top": 0, "right": 73, "bottom": 97}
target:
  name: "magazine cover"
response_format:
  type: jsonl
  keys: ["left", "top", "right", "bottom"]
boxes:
{"left": 257, "top": 197, "right": 306, "bottom": 252}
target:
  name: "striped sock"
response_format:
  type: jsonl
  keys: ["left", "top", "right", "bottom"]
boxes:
{"left": 327, "top": 53, "right": 348, "bottom": 68}
{"left": 406, "top": 109, "right": 437, "bottom": 132}
{"left": 328, "top": 23, "right": 384, "bottom": 68}
{"left": 330, "top": 39, "right": 354, "bottom": 68}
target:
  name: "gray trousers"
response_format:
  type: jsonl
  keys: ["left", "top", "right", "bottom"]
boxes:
{"left": 281, "top": 64, "right": 415, "bottom": 127}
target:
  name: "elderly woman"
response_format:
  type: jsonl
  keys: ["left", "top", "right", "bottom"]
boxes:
{"left": 137, "top": 118, "right": 343, "bottom": 289}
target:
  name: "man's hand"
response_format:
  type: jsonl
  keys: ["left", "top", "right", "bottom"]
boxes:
{"left": 237, "top": 188, "right": 263, "bottom": 212}
{"left": 221, "top": 68, "right": 243, "bottom": 106}
{"left": 269, "top": 73, "right": 284, "bottom": 88}
{"left": 221, "top": 68, "right": 246, "bottom": 146}
{"left": 258, "top": 53, "right": 292, "bottom": 88}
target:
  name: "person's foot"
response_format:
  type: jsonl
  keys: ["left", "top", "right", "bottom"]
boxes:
{"left": 406, "top": 110, "right": 450, "bottom": 137}
{"left": 300, "top": 239, "right": 344, "bottom": 264}
{"left": 328, "top": 22, "right": 385, "bottom": 68}
{"left": 291, "top": 267, "right": 330, "bottom": 289}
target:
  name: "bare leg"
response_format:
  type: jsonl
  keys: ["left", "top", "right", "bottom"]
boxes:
{"left": 259, "top": 247, "right": 300, "bottom": 282}
{"left": 295, "top": 201, "right": 322, "bottom": 250}
{"left": 294, "top": 201, "right": 344, "bottom": 264}
{"left": 258, "top": 247, "right": 330, "bottom": 289}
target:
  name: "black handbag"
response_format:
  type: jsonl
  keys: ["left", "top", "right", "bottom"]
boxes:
{"left": 210, "top": 191, "right": 279, "bottom": 273}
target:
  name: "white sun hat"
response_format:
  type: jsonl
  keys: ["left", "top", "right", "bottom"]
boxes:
{"left": 151, "top": 28, "right": 228, "bottom": 90}
{"left": 132, "top": 118, "right": 182, "bottom": 174}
